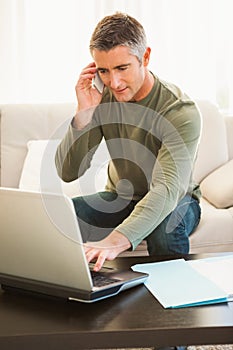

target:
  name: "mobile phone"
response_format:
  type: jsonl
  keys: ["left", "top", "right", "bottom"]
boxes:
{"left": 93, "top": 71, "right": 104, "bottom": 94}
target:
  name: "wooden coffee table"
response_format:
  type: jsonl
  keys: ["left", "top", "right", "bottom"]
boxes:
{"left": 0, "top": 254, "right": 232, "bottom": 350}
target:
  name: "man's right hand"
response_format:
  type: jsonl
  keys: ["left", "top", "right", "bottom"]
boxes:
{"left": 73, "top": 62, "right": 103, "bottom": 130}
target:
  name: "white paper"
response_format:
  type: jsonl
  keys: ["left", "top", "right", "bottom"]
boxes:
{"left": 187, "top": 254, "right": 233, "bottom": 301}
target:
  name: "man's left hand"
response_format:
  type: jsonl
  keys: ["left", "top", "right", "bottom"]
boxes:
{"left": 84, "top": 230, "right": 131, "bottom": 271}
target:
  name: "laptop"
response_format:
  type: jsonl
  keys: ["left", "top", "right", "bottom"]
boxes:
{"left": 0, "top": 187, "right": 148, "bottom": 303}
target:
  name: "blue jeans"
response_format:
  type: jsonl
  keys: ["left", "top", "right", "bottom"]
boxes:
{"left": 72, "top": 192, "right": 201, "bottom": 255}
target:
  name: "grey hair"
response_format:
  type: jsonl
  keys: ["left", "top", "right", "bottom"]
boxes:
{"left": 89, "top": 12, "right": 147, "bottom": 62}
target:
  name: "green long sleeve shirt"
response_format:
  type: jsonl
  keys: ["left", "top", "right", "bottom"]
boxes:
{"left": 55, "top": 74, "right": 202, "bottom": 250}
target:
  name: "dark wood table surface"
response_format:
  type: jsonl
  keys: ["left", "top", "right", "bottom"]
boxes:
{"left": 0, "top": 254, "right": 233, "bottom": 350}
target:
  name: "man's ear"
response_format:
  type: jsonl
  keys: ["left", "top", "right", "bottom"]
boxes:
{"left": 143, "top": 47, "right": 151, "bottom": 66}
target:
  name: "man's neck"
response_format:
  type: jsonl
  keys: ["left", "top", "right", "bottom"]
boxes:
{"left": 134, "top": 70, "right": 155, "bottom": 102}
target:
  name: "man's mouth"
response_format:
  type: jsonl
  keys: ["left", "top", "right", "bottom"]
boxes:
{"left": 114, "top": 87, "right": 127, "bottom": 94}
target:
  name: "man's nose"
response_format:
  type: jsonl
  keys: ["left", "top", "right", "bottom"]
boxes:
{"left": 109, "top": 73, "right": 121, "bottom": 89}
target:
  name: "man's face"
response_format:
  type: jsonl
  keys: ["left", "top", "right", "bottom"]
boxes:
{"left": 92, "top": 46, "right": 150, "bottom": 102}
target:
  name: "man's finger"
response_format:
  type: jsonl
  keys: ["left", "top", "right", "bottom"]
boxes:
{"left": 93, "top": 253, "right": 107, "bottom": 271}
{"left": 85, "top": 248, "right": 99, "bottom": 263}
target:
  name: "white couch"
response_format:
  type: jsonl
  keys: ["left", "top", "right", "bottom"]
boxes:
{"left": 0, "top": 100, "right": 233, "bottom": 254}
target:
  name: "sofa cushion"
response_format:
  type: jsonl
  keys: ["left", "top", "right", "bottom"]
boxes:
{"left": 193, "top": 100, "right": 228, "bottom": 183}
{"left": 19, "top": 139, "right": 109, "bottom": 197}
{"left": 189, "top": 198, "right": 233, "bottom": 253}
{"left": 200, "top": 159, "right": 233, "bottom": 208}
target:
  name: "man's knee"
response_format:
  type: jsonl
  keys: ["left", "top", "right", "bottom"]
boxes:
{"left": 72, "top": 196, "right": 94, "bottom": 224}
{"left": 146, "top": 196, "right": 200, "bottom": 256}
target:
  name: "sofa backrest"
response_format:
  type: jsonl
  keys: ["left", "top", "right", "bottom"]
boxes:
{"left": 225, "top": 116, "right": 233, "bottom": 160}
{"left": 0, "top": 103, "right": 76, "bottom": 187}
{"left": 0, "top": 100, "right": 231, "bottom": 188}
{"left": 193, "top": 100, "right": 229, "bottom": 183}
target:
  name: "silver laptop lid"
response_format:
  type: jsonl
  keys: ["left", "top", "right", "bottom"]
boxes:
{"left": 0, "top": 188, "right": 93, "bottom": 291}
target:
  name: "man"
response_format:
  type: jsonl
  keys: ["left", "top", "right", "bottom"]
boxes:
{"left": 55, "top": 12, "right": 201, "bottom": 272}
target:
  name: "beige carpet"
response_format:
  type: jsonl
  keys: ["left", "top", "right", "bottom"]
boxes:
{"left": 188, "top": 346, "right": 233, "bottom": 350}
{"left": 125, "top": 346, "right": 233, "bottom": 349}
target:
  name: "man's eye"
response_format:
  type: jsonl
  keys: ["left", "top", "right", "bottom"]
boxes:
{"left": 118, "top": 66, "right": 127, "bottom": 71}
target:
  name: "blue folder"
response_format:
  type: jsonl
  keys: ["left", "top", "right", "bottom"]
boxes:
{"left": 132, "top": 258, "right": 229, "bottom": 308}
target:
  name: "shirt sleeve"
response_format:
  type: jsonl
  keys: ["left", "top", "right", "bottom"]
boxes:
{"left": 55, "top": 117, "right": 103, "bottom": 182}
{"left": 115, "top": 102, "right": 202, "bottom": 250}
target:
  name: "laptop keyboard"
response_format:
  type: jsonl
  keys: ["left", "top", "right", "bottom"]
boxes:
{"left": 91, "top": 271, "right": 120, "bottom": 288}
